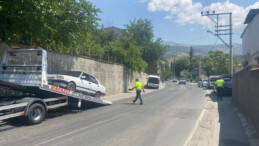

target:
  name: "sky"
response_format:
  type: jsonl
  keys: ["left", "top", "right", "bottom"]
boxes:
{"left": 88, "top": 0, "right": 259, "bottom": 45}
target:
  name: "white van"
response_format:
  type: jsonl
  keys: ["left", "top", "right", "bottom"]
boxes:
{"left": 207, "top": 76, "right": 219, "bottom": 89}
{"left": 147, "top": 75, "right": 160, "bottom": 89}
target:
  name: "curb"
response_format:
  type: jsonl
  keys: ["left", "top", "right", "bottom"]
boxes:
{"left": 183, "top": 108, "right": 206, "bottom": 146}
{"left": 184, "top": 90, "right": 212, "bottom": 146}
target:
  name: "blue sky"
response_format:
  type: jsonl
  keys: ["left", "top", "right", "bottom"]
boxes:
{"left": 89, "top": 0, "right": 259, "bottom": 45}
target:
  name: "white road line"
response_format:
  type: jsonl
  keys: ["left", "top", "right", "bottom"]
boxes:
{"left": 183, "top": 88, "right": 210, "bottom": 146}
{"left": 183, "top": 109, "right": 206, "bottom": 146}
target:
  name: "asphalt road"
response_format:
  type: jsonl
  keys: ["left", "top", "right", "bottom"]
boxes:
{"left": 0, "top": 82, "right": 208, "bottom": 146}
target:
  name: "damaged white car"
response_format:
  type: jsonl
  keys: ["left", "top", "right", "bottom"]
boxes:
{"left": 48, "top": 71, "right": 105, "bottom": 98}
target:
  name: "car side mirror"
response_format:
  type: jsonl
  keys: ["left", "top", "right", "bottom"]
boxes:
{"left": 81, "top": 76, "right": 86, "bottom": 79}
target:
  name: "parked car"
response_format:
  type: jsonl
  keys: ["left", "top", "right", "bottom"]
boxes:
{"left": 207, "top": 76, "right": 219, "bottom": 89}
{"left": 179, "top": 78, "right": 186, "bottom": 85}
{"left": 172, "top": 79, "right": 178, "bottom": 82}
{"left": 48, "top": 71, "right": 105, "bottom": 98}
{"left": 223, "top": 78, "right": 232, "bottom": 96}
{"left": 198, "top": 79, "right": 208, "bottom": 87}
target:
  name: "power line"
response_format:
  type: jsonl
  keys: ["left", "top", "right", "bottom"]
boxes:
{"left": 201, "top": 11, "right": 233, "bottom": 76}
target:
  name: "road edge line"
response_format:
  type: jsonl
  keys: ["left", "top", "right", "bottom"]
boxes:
{"left": 183, "top": 90, "right": 210, "bottom": 146}
{"left": 183, "top": 108, "right": 206, "bottom": 146}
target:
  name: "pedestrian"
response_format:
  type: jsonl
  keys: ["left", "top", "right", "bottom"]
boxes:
{"left": 129, "top": 78, "right": 145, "bottom": 105}
{"left": 215, "top": 76, "right": 225, "bottom": 100}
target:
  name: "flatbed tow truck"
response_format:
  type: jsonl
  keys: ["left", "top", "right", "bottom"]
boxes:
{"left": 0, "top": 47, "right": 112, "bottom": 124}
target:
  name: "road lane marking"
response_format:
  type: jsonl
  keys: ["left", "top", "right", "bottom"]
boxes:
{"left": 183, "top": 109, "right": 206, "bottom": 146}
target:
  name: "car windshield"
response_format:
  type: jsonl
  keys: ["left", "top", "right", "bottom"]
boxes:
{"left": 148, "top": 77, "right": 159, "bottom": 84}
{"left": 63, "top": 71, "right": 82, "bottom": 77}
{"left": 210, "top": 77, "right": 219, "bottom": 82}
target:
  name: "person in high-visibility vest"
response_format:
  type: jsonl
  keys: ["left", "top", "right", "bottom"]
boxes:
{"left": 130, "top": 78, "right": 145, "bottom": 105}
{"left": 215, "top": 76, "right": 225, "bottom": 100}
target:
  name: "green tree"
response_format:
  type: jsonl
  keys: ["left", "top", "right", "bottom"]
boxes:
{"left": 189, "top": 46, "right": 194, "bottom": 62}
{"left": 125, "top": 19, "right": 167, "bottom": 73}
{"left": 173, "top": 57, "right": 190, "bottom": 77}
{"left": 159, "top": 61, "right": 172, "bottom": 80}
{"left": 125, "top": 19, "right": 154, "bottom": 46}
{"left": 202, "top": 50, "right": 229, "bottom": 76}
{"left": 0, "top": 0, "right": 101, "bottom": 53}
{"left": 121, "top": 39, "right": 147, "bottom": 72}
{"left": 184, "top": 70, "right": 192, "bottom": 79}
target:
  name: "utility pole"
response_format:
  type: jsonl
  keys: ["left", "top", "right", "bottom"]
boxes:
{"left": 198, "top": 50, "right": 201, "bottom": 77}
{"left": 201, "top": 11, "right": 233, "bottom": 76}
{"left": 173, "top": 58, "right": 176, "bottom": 78}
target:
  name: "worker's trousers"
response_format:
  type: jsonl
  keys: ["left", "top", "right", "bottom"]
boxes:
{"left": 217, "top": 87, "right": 223, "bottom": 100}
{"left": 133, "top": 90, "right": 143, "bottom": 104}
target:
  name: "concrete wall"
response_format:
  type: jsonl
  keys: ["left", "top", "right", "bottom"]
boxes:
{"left": 242, "top": 13, "right": 259, "bottom": 65}
{"left": 0, "top": 41, "right": 148, "bottom": 96}
{"left": 233, "top": 65, "right": 259, "bottom": 132}
{"left": 47, "top": 51, "right": 148, "bottom": 95}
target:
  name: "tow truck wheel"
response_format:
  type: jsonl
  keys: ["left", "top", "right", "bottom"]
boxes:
{"left": 27, "top": 103, "right": 46, "bottom": 125}
{"left": 95, "top": 92, "right": 101, "bottom": 98}
{"left": 67, "top": 82, "right": 76, "bottom": 91}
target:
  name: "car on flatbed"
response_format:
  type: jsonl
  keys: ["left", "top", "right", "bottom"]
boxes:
{"left": 48, "top": 71, "right": 105, "bottom": 98}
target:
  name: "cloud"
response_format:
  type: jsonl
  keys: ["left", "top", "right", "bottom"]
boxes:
{"left": 164, "top": 15, "right": 172, "bottom": 19}
{"left": 138, "top": 0, "right": 147, "bottom": 3}
{"left": 147, "top": 0, "right": 259, "bottom": 30}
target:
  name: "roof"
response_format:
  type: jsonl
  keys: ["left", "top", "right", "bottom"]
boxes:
{"left": 244, "top": 9, "right": 259, "bottom": 24}
{"left": 148, "top": 75, "right": 159, "bottom": 78}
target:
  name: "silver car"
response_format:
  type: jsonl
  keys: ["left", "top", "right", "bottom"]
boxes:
{"left": 198, "top": 79, "right": 208, "bottom": 87}
{"left": 179, "top": 79, "right": 186, "bottom": 85}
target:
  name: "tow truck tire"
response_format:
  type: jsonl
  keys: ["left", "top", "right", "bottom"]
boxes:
{"left": 95, "top": 92, "right": 101, "bottom": 98}
{"left": 67, "top": 82, "right": 76, "bottom": 91}
{"left": 27, "top": 103, "right": 46, "bottom": 125}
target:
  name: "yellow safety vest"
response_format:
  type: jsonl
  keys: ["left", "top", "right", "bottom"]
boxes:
{"left": 216, "top": 79, "right": 224, "bottom": 87}
{"left": 136, "top": 81, "right": 142, "bottom": 90}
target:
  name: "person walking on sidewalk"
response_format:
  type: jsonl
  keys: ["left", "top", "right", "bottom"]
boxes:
{"left": 130, "top": 79, "right": 145, "bottom": 105}
{"left": 215, "top": 76, "right": 225, "bottom": 100}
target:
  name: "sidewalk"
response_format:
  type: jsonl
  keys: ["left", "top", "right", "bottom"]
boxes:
{"left": 102, "top": 83, "right": 165, "bottom": 102}
{"left": 187, "top": 92, "right": 259, "bottom": 146}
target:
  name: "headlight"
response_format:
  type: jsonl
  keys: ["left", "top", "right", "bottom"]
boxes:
{"left": 57, "top": 76, "right": 64, "bottom": 80}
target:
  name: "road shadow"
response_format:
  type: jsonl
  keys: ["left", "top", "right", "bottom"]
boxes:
{"left": 0, "top": 102, "right": 105, "bottom": 131}
{"left": 124, "top": 102, "right": 142, "bottom": 105}
{"left": 205, "top": 90, "right": 251, "bottom": 146}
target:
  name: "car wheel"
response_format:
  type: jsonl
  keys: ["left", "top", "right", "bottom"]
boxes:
{"left": 67, "top": 82, "right": 76, "bottom": 91}
{"left": 26, "top": 103, "right": 46, "bottom": 125}
{"left": 95, "top": 92, "right": 101, "bottom": 98}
